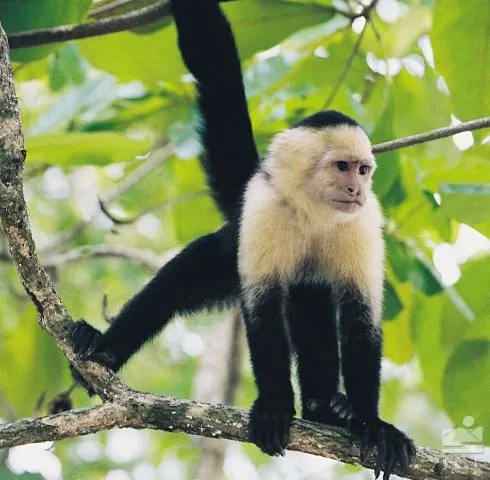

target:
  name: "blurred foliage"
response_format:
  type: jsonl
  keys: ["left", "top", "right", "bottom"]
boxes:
{"left": 0, "top": 0, "right": 489, "bottom": 479}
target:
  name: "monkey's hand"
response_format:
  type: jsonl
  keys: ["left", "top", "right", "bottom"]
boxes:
{"left": 359, "top": 419, "right": 416, "bottom": 480}
{"left": 249, "top": 397, "right": 295, "bottom": 457}
{"left": 70, "top": 320, "right": 116, "bottom": 395}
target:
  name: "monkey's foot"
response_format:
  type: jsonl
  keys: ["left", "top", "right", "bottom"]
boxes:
{"left": 249, "top": 399, "right": 295, "bottom": 457}
{"left": 359, "top": 420, "right": 416, "bottom": 480}
{"left": 70, "top": 320, "right": 116, "bottom": 394}
{"left": 303, "top": 392, "right": 356, "bottom": 427}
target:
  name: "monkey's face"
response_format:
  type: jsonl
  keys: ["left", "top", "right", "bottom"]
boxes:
{"left": 307, "top": 156, "right": 375, "bottom": 214}
{"left": 266, "top": 124, "right": 376, "bottom": 217}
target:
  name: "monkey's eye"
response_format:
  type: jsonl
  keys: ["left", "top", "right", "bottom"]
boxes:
{"left": 359, "top": 165, "right": 370, "bottom": 175}
{"left": 336, "top": 161, "right": 349, "bottom": 172}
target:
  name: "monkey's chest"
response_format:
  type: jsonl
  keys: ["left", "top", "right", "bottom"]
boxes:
{"left": 294, "top": 230, "right": 367, "bottom": 285}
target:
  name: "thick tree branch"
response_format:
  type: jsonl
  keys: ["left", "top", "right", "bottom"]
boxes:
{"left": 0, "top": 21, "right": 118, "bottom": 400}
{"left": 1, "top": 389, "right": 489, "bottom": 480}
{"left": 6, "top": 0, "right": 364, "bottom": 50}
{"left": 7, "top": 1, "right": 171, "bottom": 50}
{"left": 372, "top": 117, "right": 490, "bottom": 154}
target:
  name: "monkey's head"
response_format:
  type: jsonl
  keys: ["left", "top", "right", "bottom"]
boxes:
{"left": 265, "top": 111, "right": 376, "bottom": 218}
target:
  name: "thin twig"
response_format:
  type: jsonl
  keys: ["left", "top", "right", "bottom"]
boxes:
{"left": 90, "top": 0, "right": 143, "bottom": 19}
{"left": 372, "top": 117, "right": 490, "bottom": 154}
{"left": 323, "top": 0, "right": 379, "bottom": 109}
{"left": 39, "top": 144, "right": 173, "bottom": 254}
{"left": 41, "top": 244, "right": 164, "bottom": 272}
{"left": 103, "top": 144, "right": 173, "bottom": 203}
{"left": 323, "top": 20, "right": 368, "bottom": 109}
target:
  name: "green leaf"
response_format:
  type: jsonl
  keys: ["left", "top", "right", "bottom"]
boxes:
{"left": 432, "top": 0, "right": 490, "bottom": 119}
{"left": 440, "top": 184, "right": 490, "bottom": 227}
{"left": 172, "top": 158, "right": 222, "bottom": 242}
{"left": 411, "top": 291, "right": 448, "bottom": 405}
{"left": 386, "top": 235, "right": 412, "bottom": 282}
{"left": 371, "top": 98, "right": 401, "bottom": 199}
{"left": 409, "top": 258, "right": 443, "bottom": 296}
{"left": 27, "top": 76, "right": 118, "bottom": 135}
{"left": 383, "top": 279, "right": 414, "bottom": 364}
{"left": 0, "top": 308, "right": 67, "bottom": 416}
{"left": 48, "top": 43, "right": 86, "bottom": 91}
{"left": 1, "top": 0, "right": 92, "bottom": 62}
{"left": 26, "top": 132, "right": 152, "bottom": 166}
{"left": 364, "top": 6, "right": 432, "bottom": 57}
{"left": 79, "top": 0, "right": 331, "bottom": 85}
{"left": 443, "top": 340, "right": 490, "bottom": 445}
{"left": 383, "top": 280, "right": 404, "bottom": 320}
{"left": 392, "top": 69, "right": 452, "bottom": 137}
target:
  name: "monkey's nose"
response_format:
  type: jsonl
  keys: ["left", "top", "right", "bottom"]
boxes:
{"left": 346, "top": 185, "right": 359, "bottom": 196}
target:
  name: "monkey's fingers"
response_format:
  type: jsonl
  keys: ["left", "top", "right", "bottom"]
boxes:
{"left": 374, "top": 429, "right": 386, "bottom": 479}
{"left": 382, "top": 441, "right": 395, "bottom": 480}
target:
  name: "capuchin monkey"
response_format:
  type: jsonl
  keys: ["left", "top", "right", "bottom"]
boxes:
{"left": 71, "top": 0, "right": 415, "bottom": 478}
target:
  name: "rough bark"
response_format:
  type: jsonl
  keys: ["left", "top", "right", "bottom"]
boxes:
{"left": 1, "top": 390, "right": 489, "bottom": 480}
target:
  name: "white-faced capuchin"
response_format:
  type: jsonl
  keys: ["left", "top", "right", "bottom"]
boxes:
{"left": 71, "top": 0, "right": 415, "bottom": 478}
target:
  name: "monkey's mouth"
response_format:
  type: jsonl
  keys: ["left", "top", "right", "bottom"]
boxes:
{"left": 331, "top": 199, "right": 363, "bottom": 211}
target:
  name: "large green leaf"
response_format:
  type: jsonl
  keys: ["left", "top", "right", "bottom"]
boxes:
{"left": 0, "top": 307, "right": 67, "bottom": 416}
{"left": 1, "top": 0, "right": 92, "bottom": 62}
{"left": 26, "top": 76, "right": 118, "bottom": 135}
{"left": 26, "top": 132, "right": 152, "bottom": 166}
{"left": 363, "top": 5, "right": 432, "bottom": 57}
{"left": 443, "top": 340, "right": 490, "bottom": 444}
{"left": 432, "top": 0, "right": 490, "bottom": 119}
{"left": 440, "top": 184, "right": 490, "bottom": 228}
{"left": 79, "top": 0, "right": 331, "bottom": 85}
{"left": 383, "top": 278, "right": 414, "bottom": 364}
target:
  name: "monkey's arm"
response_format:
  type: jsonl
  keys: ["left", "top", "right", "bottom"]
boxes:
{"left": 172, "top": 0, "right": 259, "bottom": 221}
{"left": 241, "top": 281, "right": 295, "bottom": 456}
{"left": 71, "top": 224, "right": 239, "bottom": 375}
{"left": 339, "top": 288, "right": 415, "bottom": 480}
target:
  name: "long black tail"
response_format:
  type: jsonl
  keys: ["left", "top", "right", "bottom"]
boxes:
{"left": 171, "top": 0, "right": 259, "bottom": 221}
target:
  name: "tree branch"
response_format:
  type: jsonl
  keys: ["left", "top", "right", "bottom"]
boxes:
{"left": 1, "top": 389, "right": 488, "bottom": 480}
{"left": 7, "top": 0, "right": 240, "bottom": 50}
{"left": 8, "top": 0, "right": 171, "bottom": 50}
{"left": 41, "top": 244, "right": 164, "bottom": 272}
{"left": 0, "top": 20, "right": 118, "bottom": 400}
{"left": 324, "top": 18, "right": 368, "bottom": 109}
{"left": 6, "top": 0, "right": 365, "bottom": 50}
{"left": 372, "top": 117, "right": 490, "bottom": 154}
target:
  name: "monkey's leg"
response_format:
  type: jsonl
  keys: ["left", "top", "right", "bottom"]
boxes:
{"left": 71, "top": 223, "right": 239, "bottom": 373}
{"left": 339, "top": 287, "right": 415, "bottom": 480}
{"left": 287, "top": 283, "right": 350, "bottom": 425}
{"left": 242, "top": 281, "right": 295, "bottom": 457}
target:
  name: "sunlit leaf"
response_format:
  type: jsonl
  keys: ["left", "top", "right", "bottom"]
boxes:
{"left": 48, "top": 43, "right": 86, "bottom": 91}
{"left": 440, "top": 184, "right": 490, "bottom": 228}
{"left": 2, "top": 0, "right": 92, "bottom": 62}
{"left": 432, "top": 0, "right": 490, "bottom": 119}
{"left": 26, "top": 132, "right": 152, "bottom": 166}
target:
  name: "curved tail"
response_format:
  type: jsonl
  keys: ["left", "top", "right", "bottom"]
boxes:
{"left": 171, "top": 0, "right": 259, "bottom": 221}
